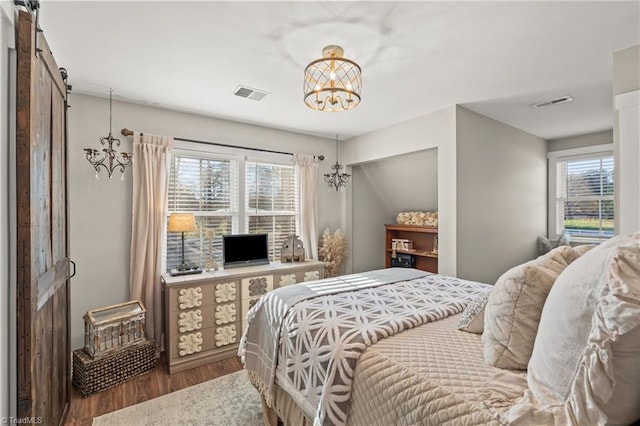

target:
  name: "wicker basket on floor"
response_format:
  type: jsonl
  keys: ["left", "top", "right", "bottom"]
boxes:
{"left": 72, "top": 339, "right": 156, "bottom": 397}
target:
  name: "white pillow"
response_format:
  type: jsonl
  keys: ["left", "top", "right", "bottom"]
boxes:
{"left": 506, "top": 232, "right": 640, "bottom": 425}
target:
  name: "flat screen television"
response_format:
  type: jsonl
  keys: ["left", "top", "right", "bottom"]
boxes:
{"left": 222, "top": 233, "right": 270, "bottom": 269}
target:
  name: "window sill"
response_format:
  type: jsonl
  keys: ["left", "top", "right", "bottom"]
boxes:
{"left": 570, "top": 237, "right": 608, "bottom": 245}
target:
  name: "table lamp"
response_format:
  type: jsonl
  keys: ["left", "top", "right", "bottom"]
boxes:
{"left": 168, "top": 213, "right": 201, "bottom": 276}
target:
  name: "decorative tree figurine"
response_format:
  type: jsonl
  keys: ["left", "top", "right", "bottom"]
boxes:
{"left": 205, "top": 229, "right": 219, "bottom": 271}
{"left": 318, "top": 228, "right": 348, "bottom": 278}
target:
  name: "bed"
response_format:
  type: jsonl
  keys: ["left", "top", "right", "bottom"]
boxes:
{"left": 239, "top": 233, "right": 640, "bottom": 426}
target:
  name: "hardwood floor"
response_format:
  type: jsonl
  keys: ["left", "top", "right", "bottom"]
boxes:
{"left": 64, "top": 355, "right": 243, "bottom": 425}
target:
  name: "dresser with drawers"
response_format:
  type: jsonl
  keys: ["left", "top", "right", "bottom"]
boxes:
{"left": 162, "top": 260, "right": 325, "bottom": 373}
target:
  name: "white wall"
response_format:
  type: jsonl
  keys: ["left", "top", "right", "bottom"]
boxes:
{"left": 613, "top": 45, "right": 640, "bottom": 97}
{"left": 455, "top": 106, "right": 547, "bottom": 284}
{"left": 351, "top": 149, "right": 438, "bottom": 273}
{"left": 547, "top": 129, "right": 613, "bottom": 152}
{"left": 342, "top": 106, "right": 458, "bottom": 276}
{"left": 68, "top": 93, "right": 340, "bottom": 349}
{"left": 0, "top": 3, "right": 15, "bottom": 420}
{"left": 614, "top": 91, "right": 640, "bottom": 234}
{"left": 613, "top": 45, "right": 640, "bottom": 234}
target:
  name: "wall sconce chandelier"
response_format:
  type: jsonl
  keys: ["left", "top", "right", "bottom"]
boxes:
{"left": 324, "top": 134, "right": 351, "bottom": 191}
{"left": 84, "top": 89, "right": 133, "bottom": 180}
{"left": 304, "top": 45, "right": 362, "bottom": 112}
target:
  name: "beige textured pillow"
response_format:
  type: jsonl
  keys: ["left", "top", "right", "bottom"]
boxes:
{"left": 506, "top": 232, "right": 640, "bottom": 425}
{"left": 482, "top": 245, "right": 580, "bottom": 369}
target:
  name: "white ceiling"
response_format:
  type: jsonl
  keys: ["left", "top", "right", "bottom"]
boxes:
{"left": 39, "top": 1, "right": 639, "bottom": 141}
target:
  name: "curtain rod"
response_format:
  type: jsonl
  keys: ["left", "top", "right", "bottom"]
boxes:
{"left": 120, "top": 128, "right": 324, "bottom": 161}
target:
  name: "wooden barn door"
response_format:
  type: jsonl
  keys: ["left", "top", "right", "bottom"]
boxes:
{"left": 16, "top": 10, "right": 70, "bottom": 425}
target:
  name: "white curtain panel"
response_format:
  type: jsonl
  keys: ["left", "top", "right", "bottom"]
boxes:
{"left": 129, "top": 133, "right": 173, "bottom": 350}
{"left": 294, "top": 154, "right": 319, "bottom": 259}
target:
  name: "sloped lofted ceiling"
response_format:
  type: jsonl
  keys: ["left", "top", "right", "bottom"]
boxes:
{"left": 39, "top": 1, "right": 639, "bottom": 140}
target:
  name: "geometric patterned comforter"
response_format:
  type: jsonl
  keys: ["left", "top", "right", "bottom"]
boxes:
{"left": 241, "top": 268, "right": 491, "bottom": 426}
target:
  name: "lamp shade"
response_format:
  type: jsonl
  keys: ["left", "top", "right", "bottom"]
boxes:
{"left": 167, "top": 213, "right": 196, "bottom": 233}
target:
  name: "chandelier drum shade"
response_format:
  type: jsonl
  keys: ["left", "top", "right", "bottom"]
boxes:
{"left": 84, "top": 89, "right": 133, "bottom": 180}
{"left": 304, "top": 45, "right": 362, "bottom": 112}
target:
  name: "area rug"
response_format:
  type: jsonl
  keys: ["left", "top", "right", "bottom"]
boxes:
{"left": 92, "top": 370, "right": 262, "bottom": 426}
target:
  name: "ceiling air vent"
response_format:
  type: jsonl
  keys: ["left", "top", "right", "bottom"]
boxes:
{"left": 233, "top": 85, "right": 269, "bottom": 101}
{"left": 531, "top": 95, "right": 573, "bottom": 108}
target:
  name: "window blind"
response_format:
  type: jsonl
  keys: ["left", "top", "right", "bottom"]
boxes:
{"left": 166, "top": 154, "right": 238, "bottom": 271}
{"left": 246, "top": 162, "right": 298, "bottom": 261}
{"left": 555, "top": 154, "right": 614, "bottom": 239}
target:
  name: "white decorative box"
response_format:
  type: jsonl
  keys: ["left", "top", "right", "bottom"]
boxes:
{"left": 84, "top": 300, "right": 146, "bottom": 359}
{"left": 391, "top": 238, "right": 413, "bottom": 252}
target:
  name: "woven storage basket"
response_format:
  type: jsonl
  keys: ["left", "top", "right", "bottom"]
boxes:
{"left": 72, "top": 339, "right": 156, "bottom": 397}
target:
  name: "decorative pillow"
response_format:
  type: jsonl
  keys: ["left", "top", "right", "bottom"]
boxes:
{"left": 537, "top": 233, "right": 570, "bottom": 255}
{"left": 457, "top": 290, "right": 491, "bottom": 333}
{"left": 482, "top": 245, "right": 581, "bottom": 369}
{"left": 506, "top": 232, "right": 640, "bottom": 425}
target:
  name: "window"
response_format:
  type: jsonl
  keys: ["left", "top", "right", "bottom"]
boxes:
{"left": 166, "top": 153, "right": 238, "bottom": 271}
{"left": 165, "top": 146, "right": 299, "bottom": 271}
{"left": 246, "top": 162, "right": 298, "bottom": 261}
{"left": 549, "top": 144, "right": 614, "bottom": 241}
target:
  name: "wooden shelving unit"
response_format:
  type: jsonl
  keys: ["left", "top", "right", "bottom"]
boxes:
{"left": 385, "top": 224, "right": 438, "bottom": 273}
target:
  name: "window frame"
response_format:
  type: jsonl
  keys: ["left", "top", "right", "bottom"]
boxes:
{"left": 548, "top": 143, "right": 614, "bottom": 243}
{"left": 163, "top": 141, "right": 298, "bottom": 271}
{"left": 244, "top": 159, "right": 300, "bottom": 261}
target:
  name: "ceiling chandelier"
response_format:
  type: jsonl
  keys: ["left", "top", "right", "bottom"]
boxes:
{"left": 324, "top": 134, "right": 351, "bottom": 191}
{"left": 84, "top": 89, "right": 133, "bottom": 180}
{"left": 304, "top": 45, "right": 362, "bottom": 112}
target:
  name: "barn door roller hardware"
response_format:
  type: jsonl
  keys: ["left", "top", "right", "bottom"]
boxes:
{"left": 15, "top": 0, "right": 42, "bottom": 56}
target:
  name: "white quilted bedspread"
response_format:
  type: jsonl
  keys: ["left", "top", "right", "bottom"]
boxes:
{"left": 347, "top": 314, "right": 526, "bottom": 425}
{"left": 273, "top": 274, "right": 492, "bottom": 426}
